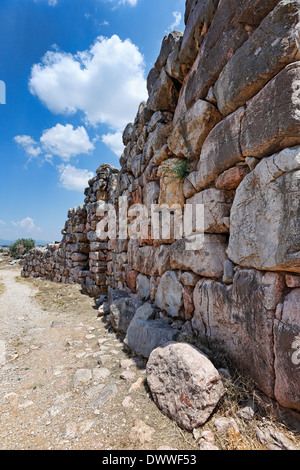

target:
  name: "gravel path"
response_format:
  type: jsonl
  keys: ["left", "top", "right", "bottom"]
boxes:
{"left": 0, "top": 268, "right": 196, "bottom": 451}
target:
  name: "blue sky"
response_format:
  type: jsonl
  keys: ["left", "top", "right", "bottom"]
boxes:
{"left": 0, "top": 0, "right": 185, "bottom": 242}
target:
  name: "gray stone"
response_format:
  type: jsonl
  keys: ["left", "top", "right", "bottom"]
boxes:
{"left": 223, "top": 260, "right": 234, "bottom": 285}
{"left": 193, "top": 107, "right": 245, "bottom": 192}
{"left": 147, "top": 68, "right": 179, "bottom": 113}
{"left": 110, "top": 297, "right": 143, "bottom": 334}
{"left": 147, "top": 342, "right": 224, "bottom": 430}
{"left": 170, "top": 235, "right": 227, "bottom": 278}
{"left": 168, "top": 99, "right": 221, "bottom": 161}
{"left": 155, "top": 270, "right": 184, "bottom": 318}
{"left": 256, "top": 425, "right": 298, "bottom": 451}
{"left": 192, "top": 269, "right": 286, "bottom": 397}
{"left": 187, "top": 188, "right": 234, "bottom": 233}
{"left": 125, "top": 304, "right": 178, "bottom": 358}
{"left": 136, "top": 274, "right": 151, "bottom": 301}
{"left": 91, "top": 383, "right": 118, "bottom": 407}
{"left": 179, "top": 0, "right": 219, "bottom": 68}
{"left": 108, "top": 289, "right": 129, "bottom": 305}
{"left": 240, "top": 62, "right": 300, "bottom": 158}
{"left": 72, "top": 369, "right": 92, "bottom": 388}
{"left": 228, "top": 147, "right": 300, "bottom": 273}
{"left": 274, "top": 289, "right": 300, "bottom": 411}
{"left": 155, "top": 31, "right": 183, "bottom": 73}
{"left": 215, "top": 0, "right": 300, "bottom": 116}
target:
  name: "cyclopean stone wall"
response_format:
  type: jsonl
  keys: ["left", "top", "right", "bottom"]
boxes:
{"left": 22, "top": 0, "right": 300, "bottom": 413}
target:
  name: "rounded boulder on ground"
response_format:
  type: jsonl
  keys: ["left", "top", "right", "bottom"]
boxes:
{"left": 146, "top": 342, "right": 224, "bottom": 431}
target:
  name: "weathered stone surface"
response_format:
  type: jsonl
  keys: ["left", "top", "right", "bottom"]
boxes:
{"left": 192, "top": 269, "right": 286, "bottom": 397}
{"left": 128, "top": 240, "right": 159, "bottom": 276}
{"left": 108, "top": 289, "right": 129, "bottom": 305}
{"left": 136, "top": 274, "right": 151, "bottom": 301}
{"left": 155, "top": 31, "right": 183, "bottom": 73}
{"left": 125, "top": 269, "right": 139, "bottom": 292}
{"left": 170, "top": 235, "right": 227, "bottom": 278}
{"left": 183, "top": 0, "right": 250, "bottom": 109}
{"left": 155, "top": 270, "right": 184, "bottom": 318}
{"left": 286, "top": 275, "right": 300, "bottom": 288}
{"left": 147, "top": 67, "right": 160, "bottom": 95}
{"left": 165, "top": 37, "right": 185, "bottom": 83}
{"left": 143, "top": 181, "right": 160, "bottom": 209}
{"left": 110, "top": 298, "right": 143, "bottom": 333}
{"left": 228, "top": 147, "right": 300, "bottom": 273}
{"left": 147, "top": 69, "right": 179, "bottom": 113}
{"left": 168, "top": 99, "right": 221, "bottom": 160}
{"left": 154, "top": 245, "right": 171, "bottom": 276}
{"left": 72, "top": 369, "right": 92, "bottom": 388}
{"left": 158, "top": 159, "right": 185, "bottom": 208}
{"left": 178, "top": 271, "right": 200, "bottom": 287}
{"left": 143, "top": 122, "right": 172, "bottom": 165}
{"left": 215, "top": 0, "right": 300, "bottom": 116}
{"left": 179, "top": 0, "right": 219, "bottom": 68}
{"left": 183, "top": 286, "right": 195, "bottom": 319}
{"left": 215, "top": 166, "right": 248, "bottom": 191}
{"left": 274, "top": 289, "right": 300, "bottom": 411}
{"left": 125, "top": 304, "right": 178, "bottom": 358}
{"left": 240, "top": 62, "right": 300, "bottom": 158}
{"left": 147, "top": 342, "right": 224, "bottom": 430}
{"left": 187, "top": 188, "right": 234, "bottom": 233}
{"left": 193, "top": 107, "right": 245, "bottom": 192}
{"left": 256, "top": 424, "right": 299, "bottom": 451}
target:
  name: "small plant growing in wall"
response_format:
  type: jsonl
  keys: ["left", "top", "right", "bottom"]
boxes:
{"left": 164, "top": 158, "right": 190, "bottom": 183}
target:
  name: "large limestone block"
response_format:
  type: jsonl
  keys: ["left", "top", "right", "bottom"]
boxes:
{"left": 274, "top": 289, "right": 300, "bottom": 411}
{"left": 193, "top": 107, "right": 245, "bottom": 192}
{"left": 155, "top": 270, "right": 184, "bottom": 318}
{"left": 179, "top": 0, "right": 219, "bottom": 69}
{"left": 187, "top": 188, "right": 234, "bottom": 233}
{"left": 128, "top": 240, "right": 159, "bottom": 276}
{"left": 147, "top": 69, "right": 179, "bottom": 113}
{"left": 215, "top": 0, "right": 300, "bottom": 116}
{"left": 110, "top": 298, "right": 143, "bottom": 334}
{"left": 168, "top": 99, "right": 222, "bottom": 160}
{"left": 183, "top": 0, "right": 249, "bottom": 109}
{"left": 192, "top": 270, "right": 286, "bottom": 397}
{"left": 158, "top": 159, "right": 185, "bottom": 208}
{"left": 183, "top": 0, "right": 283, "bottom": 110}
{"left": 228, "top": 147, "right": 300, "bottom": 273}
{"left": 155, "top": 31, "right": 183, "bottom": 73}
{"left": 147, "top": 342, "right": 224, "bottom": 430}
{"left": 125, "top": 304, "right": 179, "bottom": 358}
{"left": 240, "top": 62, "right": 300, "bottom": 158}
{"left": 170, "top": 235, "right": 227, "bottom": 278}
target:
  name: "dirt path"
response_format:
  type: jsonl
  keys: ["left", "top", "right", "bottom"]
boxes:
{"left": 0, "top": 268, "right": 197, "bottom": 451}
{"left": 0, "top": 268, "right": 299, "bottom": 451}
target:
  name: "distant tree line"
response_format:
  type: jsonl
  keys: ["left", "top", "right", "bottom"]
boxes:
{"left": 9, "top": 238, "right": 35, "bottom": 259}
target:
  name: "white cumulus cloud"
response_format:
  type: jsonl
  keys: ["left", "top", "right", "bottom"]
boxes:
{"left": 102, "top": 132, "right": 124, "bottom": 157}
{"left": 29, "top": 35, "right": 147, "bottom": 131}
{"left": 58, "top": 164, "right": 94, "bottom": 192}
{"left": 169, "top": 11, "right": 182, "bottom": 31}
{"left": 14, "top": 135, "right": 42, "bottom": 160}
{"left": 40, "top": 124, "right": 95, "bottom": 161}
{"left": 11, "top": 217, "right": 41, "bottom": 233}
{"left": 0, "top": 220, "right": 6, "bottom": 226}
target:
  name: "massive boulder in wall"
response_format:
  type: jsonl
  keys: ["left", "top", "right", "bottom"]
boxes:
{"left": 192, "top": 269, "right": 286, "bottom": 397}
{"left": 228, "top": 146, "right": 300, "bottom": 274}
{"left": 214, "top": 0, "right": 300, "bottom": 116}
